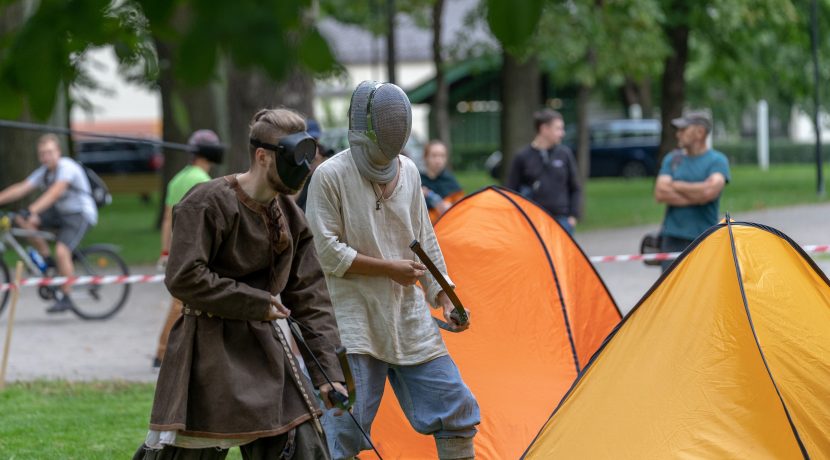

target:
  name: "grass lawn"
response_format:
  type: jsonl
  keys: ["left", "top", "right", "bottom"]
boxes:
{"left": 84, "top": 195, "right": 161, "bottom": 265}
{"left": 0, "top": 381, "right": 153, "bottom": 459}
{"left": 457, "top": 164, "right": 829, "bottom": 231}
{"left": 0, "top": 381, "right": 245, "bottom": 459}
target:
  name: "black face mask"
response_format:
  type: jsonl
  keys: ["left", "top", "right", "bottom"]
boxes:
{"left": 250, "top": 132, "right": 317, "bottom": 190}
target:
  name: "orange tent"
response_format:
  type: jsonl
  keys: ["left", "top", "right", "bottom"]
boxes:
{"left": 523, "top": 221, "right": 830, "bottom": 458}
{"left": 369, "top": 187, "right": 622, "bottom": 459}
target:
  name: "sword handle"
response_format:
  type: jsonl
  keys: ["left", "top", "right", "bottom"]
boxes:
{"left": 410, "top": 240, "right": 468, "bottom": 326}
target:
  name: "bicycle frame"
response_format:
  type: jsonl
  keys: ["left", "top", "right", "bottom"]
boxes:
{"left": 0, "top": 215, "right": 57, "bottom": 275}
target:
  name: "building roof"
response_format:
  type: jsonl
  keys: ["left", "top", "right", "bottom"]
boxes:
{"left": 406, "top": 54, "right": 501, "bottom": 103}
{"left": 318, "top": 0, "right": 496, "bottom": 65}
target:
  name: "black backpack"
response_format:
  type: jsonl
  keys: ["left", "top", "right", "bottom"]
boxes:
{"left": 81, "top": 165, "right": 112, "bottom": 208}
{"left": 43, "top": 160, "right": 113, "bottom": 209}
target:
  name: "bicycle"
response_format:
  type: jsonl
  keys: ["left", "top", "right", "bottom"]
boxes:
{"left": 0, "top": 211, "right": 130, "bottom": 320}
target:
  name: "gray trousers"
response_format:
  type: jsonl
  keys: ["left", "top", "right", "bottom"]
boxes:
{"left": 132, "top": 421, "right": 331, "bottom": 460}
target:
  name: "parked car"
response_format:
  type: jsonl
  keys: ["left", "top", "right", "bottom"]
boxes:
{"left": 75, "top": 140, "right": 163, "bottom": 174}
{"left": 581, "top": 119, "right": 660, "bottom": 178}
{"left": 318, "top": 128, "right": 426, "bottom": 172}
{"left": 74, "top": 139, "right": 164, "bottom": 202}
{"left": 488, "top": 118, "right": 661, "bottom": 179}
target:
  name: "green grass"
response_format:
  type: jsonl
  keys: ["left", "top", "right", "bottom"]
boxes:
{"left": 456, "top": 164, "right": 829, "bottom": 230}
{"left": 84, "top": 195, "right": 161, "bottom": 265}
{"left": 0, "top": 381, "right": 246, "bottom": 459}
{"left": 0, "top": 381, "right": 153, "bottom": 459}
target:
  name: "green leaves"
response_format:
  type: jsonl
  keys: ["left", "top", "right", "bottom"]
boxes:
{"left": 0, "top": 0, "right": 340, "bottom": 120}
{"left": 486, "top": 0, "right": 544, "bottom": 49}
{"left": 299, "top": 28, "right": 338, "bottom": 73}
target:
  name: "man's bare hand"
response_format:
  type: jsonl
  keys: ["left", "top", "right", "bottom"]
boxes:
{"left": 265, "top": 296, "right": 291, "bottom": 320}
{"left": 387, "top": 260, "right": 426, "bottom": 286}
{"left": 156, "top": 254, "right": 168, "bottom": 272}
{"left": 319, "top": 381, "right": 350, "bottom": 416}
{"left": 438, "top": 291, "right": 471, "bottom": 332}
{"left": 567, "top": 216, "right": 577, "bottom": 228}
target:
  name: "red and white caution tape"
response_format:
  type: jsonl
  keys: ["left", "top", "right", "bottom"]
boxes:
{"left": 589, "top": 252, "right": 682, "bottom": 263}
{"left": 0, "top": 274, "right": 164, "bottom": 293}
{"left": 589, "top": 244, "right": 830, "bottom": 264}
{"left": 1, "top": 244, "right": 829, "bottom": 292}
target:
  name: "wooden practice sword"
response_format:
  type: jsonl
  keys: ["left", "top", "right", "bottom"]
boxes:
{"left": 409, "top": 240, "right": 469, "bottom": 330}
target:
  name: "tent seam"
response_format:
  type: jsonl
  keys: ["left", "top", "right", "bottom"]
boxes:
{"left": 725, "top": 218, "right": 810, "bottom": 459}
{"left": 491, "top": 188, "right": 581, "bottom": 372}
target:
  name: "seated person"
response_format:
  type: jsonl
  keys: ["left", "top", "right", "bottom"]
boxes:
{"left": 420, "top": 140, "right": 463, "bottom": 223}
{"left": 0, "top": 134, "right": 98, "bottom": 312}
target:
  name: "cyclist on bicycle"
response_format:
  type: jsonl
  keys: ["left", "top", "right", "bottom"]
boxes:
{"left": 0, "top": 133, "right": 97, "bottom": 313}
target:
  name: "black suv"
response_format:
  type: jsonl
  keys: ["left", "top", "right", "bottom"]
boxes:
{"left": 584, "top": 119, "right": 660, "bottom": 178}
{"left": 488, "top": 119, "right": 661, "bottom": 179}
{"left": 75, "top": 140, "right": 163, "bottom": 174}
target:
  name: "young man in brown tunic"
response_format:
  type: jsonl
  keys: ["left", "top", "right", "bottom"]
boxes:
{"left": 133, "top": 108, "right": 347, "bottom": 459}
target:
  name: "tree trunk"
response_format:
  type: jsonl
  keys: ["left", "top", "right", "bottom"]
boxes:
{"left": 0, "top": 2, "right": 49, "bottom": 192}
{"left": 430, "top": 0, "right": 450, "bottom": 146}
{"left": 576, "top": 84, "right": 592, "bottom": 182}
{"left": 225, "top": 67, "right": 315, "bottom": 175}
{"left": 386, "top": 0, "right": 397, "bottom": 84}
{"left": 639, "top": 77, "right": 654, "bottom": 119}
{"left": 155, "top": 36, "right": 221, "bottom": 225}
{"left": 622, "top": 77, "right": 639, "bottom": 112}
{"left": 499, "top": 50, "right": 540, "bottom": 182}
{"left": 658, "top": 24, "right": 690, "bottom": 162}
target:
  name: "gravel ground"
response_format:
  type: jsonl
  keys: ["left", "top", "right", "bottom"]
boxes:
{"left": 1, "top": 203, "right": 828, "bottom": 382}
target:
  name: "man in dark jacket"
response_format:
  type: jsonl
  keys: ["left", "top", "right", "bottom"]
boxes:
{"left": 507, "top": 109, "right": 582, "bottom": 234}
{"left": 133, "top": 108, "right": 347, "bottom": 459}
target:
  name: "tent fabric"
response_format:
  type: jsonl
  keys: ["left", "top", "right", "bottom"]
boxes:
{"left": 367, "top": 187, "right": 621, "bottom": 459}
{"left": 523, "top": 221, "right": 830, "bottom": 459}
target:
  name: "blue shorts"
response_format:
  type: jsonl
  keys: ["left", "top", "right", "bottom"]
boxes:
{"left": 321, "top": 354, "right": 480, "bottom": 459}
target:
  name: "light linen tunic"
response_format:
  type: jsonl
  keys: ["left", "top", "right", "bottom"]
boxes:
{"left": 306, "top": 150, "right": 451, "bottom": 365}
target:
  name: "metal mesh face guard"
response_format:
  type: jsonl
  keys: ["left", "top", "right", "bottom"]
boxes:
{"left": 349, "top": 80, "right": 378, "bottom": 132}
{"left": 347, "top": 80, "right": 412, "bottom": 183}
{"left": 366, "top": 83, "right": 412, "bottom": 159}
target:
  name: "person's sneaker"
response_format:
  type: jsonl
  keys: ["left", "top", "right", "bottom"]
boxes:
{"left": 43, "top": 255, "right": 56, "bottom": 269}
{"left": 46, "top": 294, "right": 74, "bottom": 314}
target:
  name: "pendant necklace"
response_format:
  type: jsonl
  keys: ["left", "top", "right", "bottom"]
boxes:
{"left": 372, "top": 159, "right": 400, "bottom": 211}
{"left": 372, "top": 182, "right": 390, "bottom": 210}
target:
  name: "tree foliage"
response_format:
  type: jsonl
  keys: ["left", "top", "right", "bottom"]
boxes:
{"left": 0, "top": 0, "right": 340, "bottom": 120}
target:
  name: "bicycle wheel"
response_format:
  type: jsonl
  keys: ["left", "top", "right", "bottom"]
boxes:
{"left": 0, "top": 259, "right": 10, "bottom": 317}
{"left": 69, "top": 246, "right": 130, "bottom": 320}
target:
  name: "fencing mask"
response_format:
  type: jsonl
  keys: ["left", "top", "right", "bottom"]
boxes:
{"left": 348, "top": 81, "right": 412, "bottom": 183}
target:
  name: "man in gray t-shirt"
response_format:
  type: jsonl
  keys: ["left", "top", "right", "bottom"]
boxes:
{"left": 0, "top": 134, "right": 98, "bottom": 313}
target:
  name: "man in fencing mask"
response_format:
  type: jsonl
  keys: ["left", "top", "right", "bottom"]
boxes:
{"left": 305, "top": 82, "right": 480, "bottom": 459}
{"left": 347, "top": 80, "right": 412, "bottom": 184}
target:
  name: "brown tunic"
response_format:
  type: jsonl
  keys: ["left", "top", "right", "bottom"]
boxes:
{"left": 148, "top": 175, "right": 344, "bottom": 439}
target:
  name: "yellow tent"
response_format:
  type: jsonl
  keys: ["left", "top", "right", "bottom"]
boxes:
{"left": 523, "top": 221, "right": 830, "bottom": 459}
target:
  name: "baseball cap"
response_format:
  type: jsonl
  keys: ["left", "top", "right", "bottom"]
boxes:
{"left": 188, "top": 129, "right": 220, "bottom": 146}
{"left": 188, "top": 129, "right": 223, "bottom": 164}
{"left": 671, "top": 111, "right": 712, "bottom": 133}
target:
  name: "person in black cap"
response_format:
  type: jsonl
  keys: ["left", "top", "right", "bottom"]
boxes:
{"left": 153, "top": 129, "right": 222, "bottom": 368}
{"left": 654, "top": 110, "right": 731, "bottom": 271}
{"left": 294, "top": 119, "right": 335, "bottom": 211}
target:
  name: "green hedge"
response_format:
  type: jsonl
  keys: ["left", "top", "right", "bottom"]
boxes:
{"left": 450, "top": 139, "right": 830, "bottom": 172}
{"left": 715, "top": 140, "right": 830, "bottom": 165}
